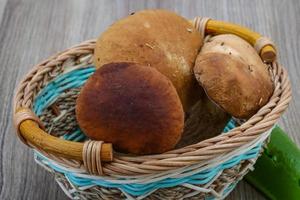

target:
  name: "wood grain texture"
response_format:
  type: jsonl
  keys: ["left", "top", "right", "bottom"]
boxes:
{"left": 0, "top": 0, "right": 299, "bottom": 199}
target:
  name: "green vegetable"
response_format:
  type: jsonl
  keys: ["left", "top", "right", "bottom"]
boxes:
{"left": 246, "top": 126, "right": 300, "bottom": 199}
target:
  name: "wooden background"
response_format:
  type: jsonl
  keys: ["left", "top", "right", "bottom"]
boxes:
{"left": 0, "top": 0, "right": 299, "bottom": 199}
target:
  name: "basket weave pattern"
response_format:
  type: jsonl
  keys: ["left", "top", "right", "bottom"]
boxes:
{"left": 13, "top": 18, "right": 292, "bottom": 199}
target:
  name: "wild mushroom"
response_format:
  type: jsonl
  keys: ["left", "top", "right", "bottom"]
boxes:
{"left": 194, "top": 34, "right": 274, "bottom": 119}
{"left": 94, "top": 9, "right": 203, "bottom": 112}
{"left": 76, "top": 62, "right": 184, "bottom": 155}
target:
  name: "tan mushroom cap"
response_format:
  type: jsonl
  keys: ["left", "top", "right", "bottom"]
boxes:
{"left": 94, "top": 9, "right": 203, "bottom": 112}
{"left": 76, "top": 62, "right": 184, "bottom": 155}
{"left": 194, "top": 34, "right": 274, "bottom": 119}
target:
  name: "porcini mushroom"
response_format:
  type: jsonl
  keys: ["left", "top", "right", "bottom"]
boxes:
{"left": 94, "top": 9, "right": 203, "bottom": 112}
{"left": 194, "top": 34, "right": 274, "bottom": 119}
{"left": 76, "top": 62, "right": 184, "bottom": 155}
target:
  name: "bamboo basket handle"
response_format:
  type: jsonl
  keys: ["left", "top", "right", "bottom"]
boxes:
{"left": 190, "top": 18, "right": 277, "bottom": 62}
{"left": 14, "top": 108, "right": 113, "bottom": 162}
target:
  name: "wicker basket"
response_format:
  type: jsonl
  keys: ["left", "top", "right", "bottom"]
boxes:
{"left": 13, "top": 17, "right": 291, "bottom": 200}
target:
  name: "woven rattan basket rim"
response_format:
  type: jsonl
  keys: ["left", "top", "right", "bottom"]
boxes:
{"left": 13, "top": 18, "right": 292, "bottom": 176}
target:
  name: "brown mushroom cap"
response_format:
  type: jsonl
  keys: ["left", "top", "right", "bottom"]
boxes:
{"left": 76, "top": 62, "right": 184, "bottom": 155}
{"left": 94, "top": 9, "right": 203, "bottom": 112}
{"left": 194, "top": 34, "right": 274, "bottom": 119}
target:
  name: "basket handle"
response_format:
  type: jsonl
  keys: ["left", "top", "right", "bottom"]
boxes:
{"left": 190, "top": 18, "right": 277, "bottom": 63}
{"left": 14, "top": 108, "right": 113, "bottom": 162}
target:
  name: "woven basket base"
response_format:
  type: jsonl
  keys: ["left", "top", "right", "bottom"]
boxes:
{"left": 47, "top": 158, "right": 256, "bottom": 200}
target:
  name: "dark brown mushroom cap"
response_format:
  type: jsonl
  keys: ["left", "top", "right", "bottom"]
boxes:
{"left": 194, "top": 34, "right": 274, "bottom": 119}
{"left": 76, "top": 62, "right": 184, "bottom": 155}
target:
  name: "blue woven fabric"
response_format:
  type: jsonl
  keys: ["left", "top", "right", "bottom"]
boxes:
{"left": 33, "top": 66, "right": 95, "bottom": 116}
{"left": 33, "top": 66, "right": 261, "bottom": 198}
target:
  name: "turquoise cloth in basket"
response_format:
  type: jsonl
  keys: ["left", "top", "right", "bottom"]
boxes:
{"left": 32, "top": 66, "right": 261, "bottom": 199}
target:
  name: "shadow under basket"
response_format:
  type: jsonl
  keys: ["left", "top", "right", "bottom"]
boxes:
{"left": 13, "top": 17, "right": 291, "bottom": 200}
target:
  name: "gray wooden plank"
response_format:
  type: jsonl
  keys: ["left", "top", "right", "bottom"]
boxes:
{"left": 0, "top": 0, "right": 299, "bottom": 199}
{"left": 0, "top": 0, "right": 7, "bottom": 24}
